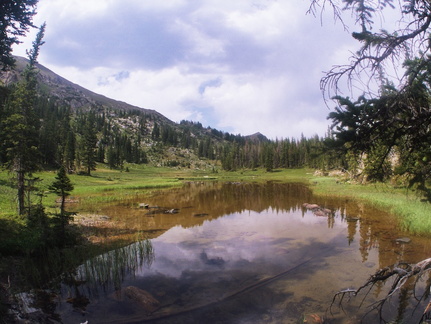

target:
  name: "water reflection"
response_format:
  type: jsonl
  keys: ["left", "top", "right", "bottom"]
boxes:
{"left": 78, "top": 236, "right": 154, "bottom": 291}
{"left": 57, "top": 181, "right": 431, "bottom": 324}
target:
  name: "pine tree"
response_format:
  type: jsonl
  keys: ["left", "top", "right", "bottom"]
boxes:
{"left": 0, "top": 0, "right": 39, "bottom": 70}
{"left": 49, "top": 166, "right": 74, "bottom": 246}
{"left": 2, "top": 23, "right": 45, "bottom": 215}
{"left": 50, "top": 166, "right": 73, "bottom": 217}
{"left": 80, "top": 112, "right": 98, "bottom": 175}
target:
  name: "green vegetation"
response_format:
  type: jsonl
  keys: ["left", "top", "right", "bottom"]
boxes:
{"left": 311, "top": 175, "right": 431, "bottom": 235}
{"left": 2, "top": 164, "right": 431, "bottom": 245}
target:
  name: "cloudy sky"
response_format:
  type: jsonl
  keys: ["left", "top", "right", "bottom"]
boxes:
{"left": 13, "top": 0, "right": 360, "bottom": 139}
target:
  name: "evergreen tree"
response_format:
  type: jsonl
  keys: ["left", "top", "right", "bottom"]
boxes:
{"left": 49, "top": 166, "right": 74, "bottom": 244}
{"left": 263, "top": 143, "right": 274, "bottom": 172}
{"left": 2, "top": 23, "right": 45, "bottom": 215}
{"left": 80, "top": 112, "right": 98, "bottom": 175}
{"left": 50, "top": 166, "right": 73, "bottom": 207}
{"left": 0, "top": 0, "right": 39, "bottom": 70}
{"left": 64, "top": 128, "right": 76, "bottom": 173}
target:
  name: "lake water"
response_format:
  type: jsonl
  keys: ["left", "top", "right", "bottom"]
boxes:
{"left": 54, "top": 181, "right": 431, "bottom": 323}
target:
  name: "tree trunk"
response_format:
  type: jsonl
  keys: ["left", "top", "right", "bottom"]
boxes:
{"left": 17, "top": 170, "right": 25, "bottom": 215}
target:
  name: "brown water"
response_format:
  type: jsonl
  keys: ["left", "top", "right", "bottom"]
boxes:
{"left": 56, "top": 181, "right": 431, "bottom": 323}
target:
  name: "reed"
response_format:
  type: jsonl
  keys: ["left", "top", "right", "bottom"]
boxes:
{"left": 76, "top": 235, "right": 154, "bottom": 292}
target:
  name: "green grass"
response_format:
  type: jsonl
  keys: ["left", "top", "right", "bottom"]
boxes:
{"left": 1, "top": 164, "right": 431, "bottom": 235}
{"left": 310, "top": 175, "right": 431, "bottom": 234}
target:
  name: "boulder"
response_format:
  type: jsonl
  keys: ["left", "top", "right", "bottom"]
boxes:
{"left": 123, "top": 286, "right": 160, "bottom": 313}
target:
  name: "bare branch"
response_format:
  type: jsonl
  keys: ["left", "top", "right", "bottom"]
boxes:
{"left": 331, "top": 258, "right": 431, "bottom": 322}
{"left": 311, "top": 0, "right": 431, "bottom": 101}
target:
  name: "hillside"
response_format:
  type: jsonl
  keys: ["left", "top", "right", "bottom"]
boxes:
{"left": 0, "top": 57, "right": 255, "bottom": 170}
{"left": 0, "top": 56, "right": 336, "bottom": 172}
{"left": 0, "top": 56, "right": 173, "bottom": 124}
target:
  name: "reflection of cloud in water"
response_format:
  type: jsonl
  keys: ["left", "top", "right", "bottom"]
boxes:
{"left": 137, "top": 208, "right": 347, "bottom": 278}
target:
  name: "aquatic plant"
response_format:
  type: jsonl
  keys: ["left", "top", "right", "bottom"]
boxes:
{"left": 76, "top": 235, "right": 155, "bottom": 293}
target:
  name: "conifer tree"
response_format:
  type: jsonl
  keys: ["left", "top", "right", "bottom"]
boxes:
{"left": 49, "top": 166, "right": 74, "bottom": 245}
{"left": 2, "top": 23, "right": 45, "bottom": 215}
{"left": 80, "top": 112, "right": 98, "bottom": 175}
{"left": 0, "top": 0, "right": 39, "bottom": 70}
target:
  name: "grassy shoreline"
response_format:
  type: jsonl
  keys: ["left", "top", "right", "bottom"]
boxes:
{"left": 1, "top": 164, "right": 431, "bottom": 235}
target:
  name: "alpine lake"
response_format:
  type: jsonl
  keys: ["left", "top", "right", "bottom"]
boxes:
{"left": 22, "top": 181, "right": 431, "bottom": 323}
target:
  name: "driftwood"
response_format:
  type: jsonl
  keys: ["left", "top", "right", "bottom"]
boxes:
{"left": 331, "top": 258, "right": 431, "bottom": 323}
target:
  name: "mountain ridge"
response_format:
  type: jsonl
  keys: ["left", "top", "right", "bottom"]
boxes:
{"left": 0, "top": 56, "right": 175, "bottom": 125}
{"left": 1, "top": 56, "right": 270, "bottom": 139}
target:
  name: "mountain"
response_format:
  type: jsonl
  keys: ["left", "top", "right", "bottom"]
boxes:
{"left": 0, "top": 56, "right": 173, "bottom": 125}
{"left": 0, "top": 56, "right": 261, "bottom": 170}
{"left": 245, "top": 132, "right": 269, "bottom": 143}
{"left": 0, "top": 57, "right": 272, "bottom": 140}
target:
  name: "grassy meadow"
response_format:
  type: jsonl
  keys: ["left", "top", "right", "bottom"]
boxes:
{"left": 1, "top": 164, "right": 431, "bottom": 235}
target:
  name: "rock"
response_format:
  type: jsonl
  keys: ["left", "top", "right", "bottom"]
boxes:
{"left": 164, "top": 208, "right": 179, "bottom": 214}
{"left": 346, "top": 217, "right": 359, "bottom": 222}
{"left": 313, "top": 170, "right": 325, "bottom": 176}
{"left": 301, "top": 313, "right": 325, "bottom": 323}
{"left": 328, "top": 170, "right": 345, "bottom": 177}
{"left": 313, "top": 209, "right": 327, "bottom": 217}
{"left": 303, "top": 203, "right": 332, "bottom": 216}
{"left": 193, "top": 213, "right": 208, "bottom": 217}
{"left": 123, "top": 286, "right": 160, "bottom": 313}
{"left": 396, "top": 237, "right": 411, "bottom": 244}
{"left": 302, "top": 203, "right": 320, "bottom": 210}
{"left": 364, "top": 261, "right": 376, "bottom": 268}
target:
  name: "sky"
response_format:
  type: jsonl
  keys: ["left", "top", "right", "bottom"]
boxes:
{"left": 12, "top": 0, "right": 361, "bottom": 140}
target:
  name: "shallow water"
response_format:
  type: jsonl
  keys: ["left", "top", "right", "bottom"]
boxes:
{"left": 56, "top": 182, "right": 431, "bottom": 323}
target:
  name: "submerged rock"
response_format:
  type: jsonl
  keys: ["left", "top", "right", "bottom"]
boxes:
{"left": 193, "top": 213, "right": 209, "bottom": 217}
{"left": 123, "top": 286, "right": 160, "bottom": 313}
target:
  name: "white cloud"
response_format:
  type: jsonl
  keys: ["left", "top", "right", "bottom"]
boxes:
{"left": 12, "top": 0, "right": 360, "bottom": 139}
{"left": 171, "top": 18, "right": 227, "bottom": 61}
{"left": 225, "top": 2, "right": 302, "bottom": 43}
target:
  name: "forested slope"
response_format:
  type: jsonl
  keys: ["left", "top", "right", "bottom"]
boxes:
{"left": 0, "top": 56, "right": 341, "bottom": 174}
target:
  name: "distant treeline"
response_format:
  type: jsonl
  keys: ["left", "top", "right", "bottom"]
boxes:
{"left": 0, "top": 93, "right": 343, "bottom": 173}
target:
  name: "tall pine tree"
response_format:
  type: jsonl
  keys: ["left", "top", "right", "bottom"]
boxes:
{"left": 2, "top": 23, "right": 45, "bottom": 215}
{"left": 80, "top": 111, "right": 98, "bottom": 175}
